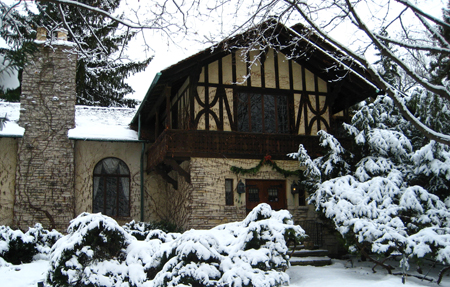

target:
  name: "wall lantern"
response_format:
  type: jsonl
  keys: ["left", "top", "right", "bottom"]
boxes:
{"left": 237, "top": 180, "right": 246, "bottom": 194}
{"left": 291, "top": 181, "right": 299, "bottom": 195}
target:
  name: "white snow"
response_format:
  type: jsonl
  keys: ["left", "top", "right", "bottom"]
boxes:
{"left": 68, "top": 105, "right": 139, "bottom": 141}
{"left": 0, "top": 102, "right": 24, "bottom": 137}
{"left": 1, "top": 257, "right": 449, "bottom": 287}
{"left": 0, "top": 102, "right": 139, "bottom": 141}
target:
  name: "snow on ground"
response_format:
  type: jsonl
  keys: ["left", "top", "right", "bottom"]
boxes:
{"left": 0, "top": 259, "right": 49, "bottom": 287}
{"left": 288, "top": 259, "right": 450, "bottom": 287}
{"left": 2, "top": 258, "right": 449, "bottom": 287}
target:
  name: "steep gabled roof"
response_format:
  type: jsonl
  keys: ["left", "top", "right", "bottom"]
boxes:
{"left": 132, "top": 20, "right": 379, "bottom": 127}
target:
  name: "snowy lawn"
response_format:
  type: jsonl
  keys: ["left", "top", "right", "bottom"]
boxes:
{"left": 2, "top": 258, "right": 450, "bottom": 287}
{"left": 288, "top": 259, "right": 450, "bottom": 287}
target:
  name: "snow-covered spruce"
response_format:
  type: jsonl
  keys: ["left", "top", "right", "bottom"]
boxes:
{"left": 0, "top": 224, "right": 62, "bottom": 265}
{"left": 289, "top": 94, "right": 450, "bottom": 277}
{"left": 47, "top": 205, "right": 305, "bottom": 287}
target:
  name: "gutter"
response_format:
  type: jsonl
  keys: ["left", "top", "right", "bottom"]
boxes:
{"left": 139, "top": 113, "right": 145, "bottom": 222}
{"left": 0, "top": 134, "right": 23, "bottom": 138}
{"left": 68, "top": 137, "right": 145, "bottom": 143}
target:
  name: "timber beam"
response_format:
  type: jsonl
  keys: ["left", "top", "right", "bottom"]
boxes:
{"left": 154, "top": 164, "right": 178, "bottom": 190}
{"left": 164, "top": 159, "right": 191, "bottom": 184}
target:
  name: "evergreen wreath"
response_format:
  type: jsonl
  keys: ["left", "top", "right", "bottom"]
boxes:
{"left": 230, "top": 155, "right": 302, "bottom": 178}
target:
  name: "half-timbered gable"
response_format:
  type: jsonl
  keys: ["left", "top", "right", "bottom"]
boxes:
{"left": 190, "top": 48, "right": 330, "bottom": 135}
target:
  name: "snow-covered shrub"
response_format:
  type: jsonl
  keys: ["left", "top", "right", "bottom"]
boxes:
{"left": 123, "top": 220, "right": 182, "bottom": 240}
{"left": 146, "top": 203, "right": 305, "bottom": 287}
{"left": 0, "top": 223, "right": 61, "bottom": 264}
{"left": 47, "top": 205, "right": 304, "bottom": 287}
{"left": 26, "top": 223, "right": 63, "bottom": 259}
{"left": 0, "top": 225, "right": 36, "bottom": 265}
{"left": 47, "top": 213, "right": 135, "bottom": 286}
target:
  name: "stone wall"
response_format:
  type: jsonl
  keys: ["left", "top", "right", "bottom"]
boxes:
{"left": 73, "top": 141, "right": 142, "bottom": 224}
{"left": 145, "top": 156, "right": 344, "bottom": 254}
{"left": 14, "top": 43, "right": 77, "bottom": 230}
{"left": 0, "top": 138, "right": 18, "bottom": 226}
{"left": 186, "top": 157, "right": 314, "bottom": 229}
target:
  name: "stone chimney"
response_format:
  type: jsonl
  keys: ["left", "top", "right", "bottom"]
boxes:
{"left": 56, "top": 28, "right": 68, "bottom": 41}
{"left": 36, "top": 27, "right": 47, "bottom": 41}
{"left": 14, "top": 27, "right": 77, "bottom": 230}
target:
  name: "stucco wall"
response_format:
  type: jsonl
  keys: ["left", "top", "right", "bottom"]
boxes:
{"left": 0, "top": 138, "right": 18, "bottom": 226}
{"left": 146, "top": 160, "right": 193, "bottom": 229}
{"left": 74, "top": 141, "right": 142, "bottom": 224}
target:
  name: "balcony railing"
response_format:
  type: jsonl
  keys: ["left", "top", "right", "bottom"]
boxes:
{"left": 147, "top": 129, "right": 351, "bottom": 170}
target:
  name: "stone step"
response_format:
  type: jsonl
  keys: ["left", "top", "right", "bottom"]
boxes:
{"left": 289, "top": 256, "right": 332, "bottom": 267}
{"left": 289, "top": 249, "right": 329, "bottom": 258}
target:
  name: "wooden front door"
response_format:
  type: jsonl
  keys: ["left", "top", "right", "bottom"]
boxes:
{"left": 246, "top": 180, "right": 286, "bottom": 212}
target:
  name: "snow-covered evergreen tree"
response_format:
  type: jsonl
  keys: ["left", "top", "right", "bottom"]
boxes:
{"left": 290, "top": 94, "right": 450, "bottom": 277}
{"left": 1, "top": 0, "right": 152, "bottom": 107}
{"left": 429, "top": 0, "right": 450, "bottom": 86}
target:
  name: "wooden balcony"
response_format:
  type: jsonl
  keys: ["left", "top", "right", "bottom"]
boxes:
{"left": 147, "top": 129, "right": 349, "bottom": 170}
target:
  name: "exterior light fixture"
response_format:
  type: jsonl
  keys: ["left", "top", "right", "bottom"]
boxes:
{"left": 237, "top": 180, "right": 246, "bottom": 194}
{"left": 291, "top": 181, "right": 299, "bottom": 195}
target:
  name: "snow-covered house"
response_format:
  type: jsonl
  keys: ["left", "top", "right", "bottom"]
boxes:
{"left": 0, "top": 22, "right": 378, "bottom": 253}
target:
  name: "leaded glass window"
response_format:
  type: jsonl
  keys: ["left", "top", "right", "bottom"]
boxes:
{"left": 93, "top": 158, "right": 130, "bottom": 217}
{"left": 237, "top": 92, "right": 288, "bottom": 133}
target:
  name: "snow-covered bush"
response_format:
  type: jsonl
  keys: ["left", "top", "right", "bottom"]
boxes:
{"left": 0, "top": 225, "right": 36, "bottom": 265}
{"left": 0, "top": 224, "right": 62, "bottom": 265}
{"left": 26, "top": 223, "right": 63, "bottom": 259}
{"left": 47, "top": 205, "right": 304, "bottom": 287}
{"left": 47, "top": 213, "right": 135, "bottom": 286}
{"left": 123, "top": 220, "right": 182, "bottom": 240}
{"left": 147, "top": 204, "right": 305, "bottom": 287}
{"left": 289, "top": 94, "right": 450, "bottom": 277}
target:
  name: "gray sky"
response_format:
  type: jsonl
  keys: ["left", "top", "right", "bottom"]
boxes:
{"left": 0, "top": 0, "right": 447, "bottom": 103}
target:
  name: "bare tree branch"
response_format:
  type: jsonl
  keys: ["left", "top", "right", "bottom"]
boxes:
{"left": 36, "top": 0, "right": 164, "bottom": 30}
{"left": 375, "top": 33, "right": 450, "bottom": 54}
{"left": 395, "top": 0, "right": 450, "bottom": 29}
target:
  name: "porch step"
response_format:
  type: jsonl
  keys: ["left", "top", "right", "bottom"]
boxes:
{"left": 290, "top": 249, "right": 329, "bottom": 258}
{"left": 289, "top": 249, "right": 332, "bottom": 267}
{"left": 290, "top": 256, "right": 332, "bottom": 266}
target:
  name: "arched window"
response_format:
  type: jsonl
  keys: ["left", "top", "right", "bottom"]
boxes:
{"left": 93, "top": 158, "right": 130, "bottom": 217}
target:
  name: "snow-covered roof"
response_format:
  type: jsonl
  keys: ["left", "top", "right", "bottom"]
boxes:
{"left": 0, "top": 102, "right": 24, "bottom": 137}
{"left": 0, "top": 102, "right": 139, "bottom": 141}
{"left": 69, "top": 106, "right": 139, "bottom": 141}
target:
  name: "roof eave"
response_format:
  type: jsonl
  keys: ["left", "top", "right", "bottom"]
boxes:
{"left": 131, "top": 72, "right": 162, "bottom": 125}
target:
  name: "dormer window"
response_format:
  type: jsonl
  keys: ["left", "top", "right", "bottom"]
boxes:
{"left": 237, "top": 92, "right": 289, "bottom": 134}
